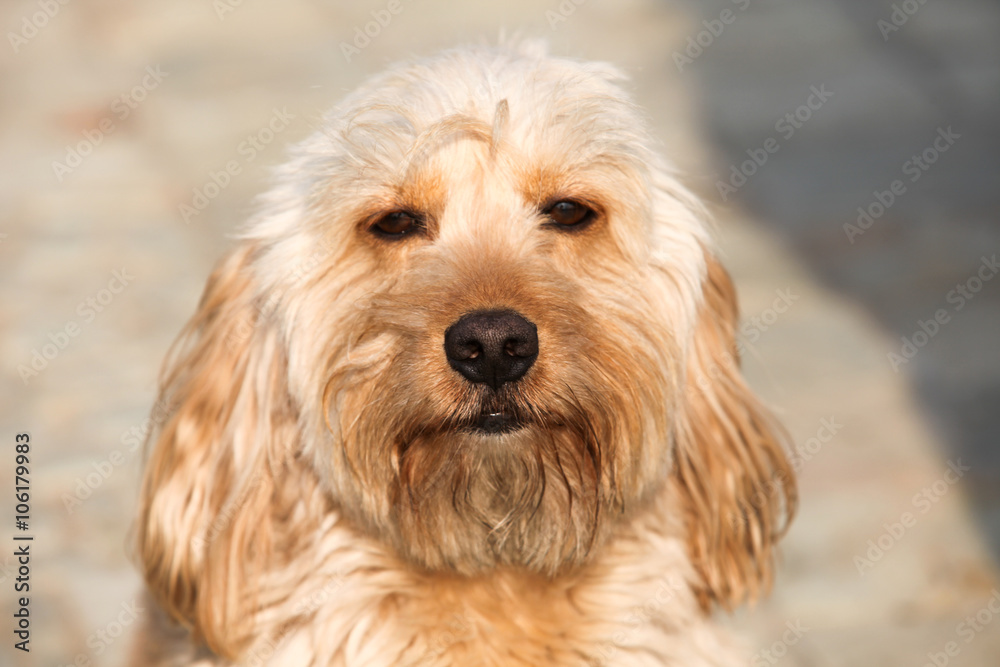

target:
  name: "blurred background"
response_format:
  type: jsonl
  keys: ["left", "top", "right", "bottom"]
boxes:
{"left": 1, "top": 0, "right": 998, "bottom": 665}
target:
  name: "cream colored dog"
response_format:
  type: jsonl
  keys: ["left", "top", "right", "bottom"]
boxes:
{"left": 131, "top": 41, "right": 795, "bottom": 666}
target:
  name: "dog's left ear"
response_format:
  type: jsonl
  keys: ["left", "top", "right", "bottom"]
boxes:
{"left": 675, "top": 250, "right": 797, "bottom": 610}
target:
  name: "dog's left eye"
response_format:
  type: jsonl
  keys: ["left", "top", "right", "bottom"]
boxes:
{"left": 543, "top": 200, "right": 595, "bottom": 229}
{"left": 370, "top": 211, "right": 423, "bottom": 238}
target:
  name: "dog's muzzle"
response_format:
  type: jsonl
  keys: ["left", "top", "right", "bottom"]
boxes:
{"left": 444, "top": 309, "right": 538, "bottom": 434}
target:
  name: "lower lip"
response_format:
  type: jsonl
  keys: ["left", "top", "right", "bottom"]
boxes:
{"left": 475, "top": 412, "right": 522, "bottom": 434}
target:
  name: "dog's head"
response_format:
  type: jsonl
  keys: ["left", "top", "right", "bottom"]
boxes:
{"left": 135, "top": 42, "right": 794, "bottom": 657}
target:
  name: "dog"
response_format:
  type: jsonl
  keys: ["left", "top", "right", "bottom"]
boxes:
{"left": 130, "top": 40, "right": 796, "bottom": 666}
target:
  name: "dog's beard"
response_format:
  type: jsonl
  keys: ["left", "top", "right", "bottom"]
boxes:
{"left": 322, "top": 356, "right": 629, "bottom": 576}
{"left": 389, "top": 385, "right": 619, "bottom": 575}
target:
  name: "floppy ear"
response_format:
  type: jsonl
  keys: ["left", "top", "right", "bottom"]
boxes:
{"left": 675, "top": 250, "right": 797, "bottom": 610}
{"left": 133, "top": 243, "right": 302, "bottom": 658}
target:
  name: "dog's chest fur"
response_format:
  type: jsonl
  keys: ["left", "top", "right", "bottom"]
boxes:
{"left": 152, "top": 499, "right": 740, "bottom": 667}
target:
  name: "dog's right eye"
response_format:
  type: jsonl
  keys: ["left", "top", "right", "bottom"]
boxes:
{"left": 369, "top": 211, "right": 423, "bottom": 239}
{"left": 542, "top": 200, "right": 596, "bottom": 230}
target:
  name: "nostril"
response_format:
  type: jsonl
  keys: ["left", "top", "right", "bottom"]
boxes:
{"left": 453, "top": 341, "right": 481, "bottom": 361}
{"left": 504, "top": 336, "right": 534, "bottom": 358}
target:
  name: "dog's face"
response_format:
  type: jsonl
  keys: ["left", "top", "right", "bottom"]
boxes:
{"left": 136, "top": 43, "right": 794, "bottom": 657}
{"left": 268, "top": 51, "right": 710, "bottom": 575}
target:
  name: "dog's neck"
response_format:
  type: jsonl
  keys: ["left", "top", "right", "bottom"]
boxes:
{"left": 231, "top": 484, "right": 737, "bottom": 667}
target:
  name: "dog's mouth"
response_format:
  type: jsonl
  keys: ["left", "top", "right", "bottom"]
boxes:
{"left": 474, "top": 410, "right": 524, "bottom": 435}
{"left": 451, "top": 394, "right": 530, "bottom": 435}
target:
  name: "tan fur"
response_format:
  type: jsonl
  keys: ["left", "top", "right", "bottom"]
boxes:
{"left": 131, "top": 40, "right": 795, "bottom": 666}
{"left": 676, "top": 255, "right": 796, "bottom": 611}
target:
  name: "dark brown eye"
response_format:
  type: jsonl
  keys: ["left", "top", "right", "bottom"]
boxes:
{"left": 370, "top": 211, "right": 423, "bottom": 238}
{"left": 544, "top": 200, "right": 595, "bottom": 229}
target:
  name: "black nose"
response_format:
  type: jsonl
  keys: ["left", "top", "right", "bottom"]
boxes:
{"left": 444, "top": 310, "right": 538, "bottom": 390}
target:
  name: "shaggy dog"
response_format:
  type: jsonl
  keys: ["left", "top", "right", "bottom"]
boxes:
{"left": 131, "top": 41, "right": 795, "bottom": 666}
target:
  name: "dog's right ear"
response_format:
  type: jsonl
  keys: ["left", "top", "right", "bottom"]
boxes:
{"left": 133, "top": 243, "right": 298, "bottom": 659}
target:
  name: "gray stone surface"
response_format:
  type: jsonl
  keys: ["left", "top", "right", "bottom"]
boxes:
{"left": 0, "top": 1, "right": 997, "bottom": 666}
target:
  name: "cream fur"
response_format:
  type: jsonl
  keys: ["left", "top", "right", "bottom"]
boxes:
{"left": 130, "top": 40, "right": 795, "bottom": 667}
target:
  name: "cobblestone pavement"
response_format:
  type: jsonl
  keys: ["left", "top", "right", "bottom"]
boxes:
{"left": 1, "top": 1, "right": 997, "bottom": 666}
